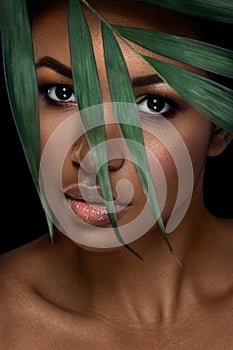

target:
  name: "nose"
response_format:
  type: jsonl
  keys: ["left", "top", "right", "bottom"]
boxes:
{"left": 71, "top": 123, "right": 125, "bottom": 174}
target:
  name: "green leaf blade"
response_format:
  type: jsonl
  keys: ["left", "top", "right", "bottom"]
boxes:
{"left": 0, "top": 0, "right": 40, "bottom": 189}
{"left": 102, "top": 22, "right": 177, "bottom": 256}
{"left": 143, "top": 55, "right": 233, "bottom": 132}
{"left": 114, "top": 25, "right": 233, "bottom": 78}
{"left": 68, "top": 0, "right": 134, "bottom": 251}
{"left": 0, "top": 0, "right": 56, "bottom": 240}
{"left": 136, "top": 0, "right": 233, "bottom": 23}
{"left": 68, "top": 0, "right": 102, "bottom": 109}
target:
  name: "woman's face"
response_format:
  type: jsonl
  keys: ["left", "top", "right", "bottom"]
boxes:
{"left": 33, "top": 0, "right": 214, "bottom": 247}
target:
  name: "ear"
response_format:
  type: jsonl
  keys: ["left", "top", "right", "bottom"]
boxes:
{"left": 208, "top": 125, "right": 233, "bottom": 157}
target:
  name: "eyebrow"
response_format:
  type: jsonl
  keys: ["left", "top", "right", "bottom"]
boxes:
{"left": 36, "top": 56, "right": 72, "bottom": 79}
{"left": 36, "top": 56, "right": 164, "bottom": 86}
{"left": 131, "top": 74, "right": 164, "bottom": 87}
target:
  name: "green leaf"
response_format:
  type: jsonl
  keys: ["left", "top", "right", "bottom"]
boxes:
{"left": 114, "top": 25, "right": 233, "bottom": 78}
{"left": 68, "top": 0, "right": 140, "bottom": 256}
{"left": 143, "top": 55, "right": 233, "bottom": 132}
{"left": 68, "top": 0, "right": 102, "bottom": 109}
{"left": 0, "top": 0, "right": 40, "bottom": 189}
{"left": 0, "top": 0, "right": 55, "bottom": 240}
{"left": 102, "top": 22, "right": 181, "bottom": 261}
{"left": 0, "top": 0, "right": 55, "bottom": 241}
{"left": 136, "top": 0, "right": 233, "bottom": 24}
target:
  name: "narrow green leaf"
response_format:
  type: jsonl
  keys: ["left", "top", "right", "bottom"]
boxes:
{"left": 143, "top": 55, "right": 233, "bottom": 132}
{"left": 68, "top": 0, "right": 114, "bottom": 228}
{"left": 114, "top": 25, "right": 233, "bottom": 78}
{"left": 0, "top": 0, "right": 40, "bottom": 189}
{"left": 68, "top": 0, "right": 101, "bottom": 109}
{"left": 137, "top": 0, "right": 233, "bottom": 24}
{"left": 102, "top": 22, "right": 180, "bottom": 262}
{"left": 68, "top": 0, "right": 139, "bottom": 256}
{"left": 0, "top": 0, "right": 55, "bottom": 240}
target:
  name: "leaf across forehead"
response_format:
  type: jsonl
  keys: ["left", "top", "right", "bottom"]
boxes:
{"left": 136, "top": 0, "right": 233, "bottom": 24}
{"left": 114, "top": 26, "right": 233, "bottom": 79}
{"left": 144, "top": 55, "right": 233, "bottom": 132}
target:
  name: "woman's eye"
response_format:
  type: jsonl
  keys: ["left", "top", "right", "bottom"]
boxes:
{"left": 136, "top": 94, "right": 176, "bottom": 118}
{"left": 40, "top": 84, "right": 76, "bottom": 106}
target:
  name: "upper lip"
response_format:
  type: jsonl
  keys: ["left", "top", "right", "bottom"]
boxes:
{"left": 64, "top": 184, "right": 124, "bottom": 206}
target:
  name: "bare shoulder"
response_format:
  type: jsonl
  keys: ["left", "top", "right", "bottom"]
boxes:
{"left": 0, "top": 235, "right": 101, "bottom": 349}
{"left": 0, "top": 235, "right": 58, "bottom": 348}
{"left": 0, "top": 234, "right": 53, "bottom": 289}
{"left": 0, "top": 233, "right": 61, "bottom": 299}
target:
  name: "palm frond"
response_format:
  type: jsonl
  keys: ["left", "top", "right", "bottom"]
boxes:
{"left": 0, "top": 0, "right": 40, "bottom": 188}
{"left": 137, "top": 0, "right": 233, "bottom": 23}
{"left": 114, "top": 25, "right": 233, "bottom": 78}
{"left": 142, "top": 55, "right": 233, "bottom": 132}
{"left": 0, "top": 0, "right": 56, "bottom": 241}
{"left": 68, "top": 0, "right": 142, "bottom": 258}
{"left": 0, "top": 0, "right": 55, "bottom": 239}
{"left": 102, "top": 22, "right": 181, "bottom": 263}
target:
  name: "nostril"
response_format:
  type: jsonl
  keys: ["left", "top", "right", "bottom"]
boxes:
{"left": 108, "top": 157, "right": 125, "bottom": 171}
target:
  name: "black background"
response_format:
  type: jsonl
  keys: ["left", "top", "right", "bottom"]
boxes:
{"left": 0, "top": 48, "right": 233, "bottom": 255}
{"left": 0, "top": 49, "right": 48, "bottom": 254}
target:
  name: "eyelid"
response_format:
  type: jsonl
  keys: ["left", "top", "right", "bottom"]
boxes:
{"left": 38, "top": 81, "right": 74, "bottom": 92}
{"left": 136, "top": 94, "right": 147, "bottom": 104}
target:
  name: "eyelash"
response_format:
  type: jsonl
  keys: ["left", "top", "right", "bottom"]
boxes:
{"left": 136, "top": 93, "right": 178, "bottom": 119}
{"left": 39, "top": 83, "right": 77, "bottom": 107}
{"left": 39, "top": 83, "right": 178, "bottom": 118}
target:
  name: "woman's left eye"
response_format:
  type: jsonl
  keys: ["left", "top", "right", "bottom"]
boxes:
{"left": 136, "top": 94, "right": 176, "bottom": 118}
{"left": 40, "top": 84, "right": 76, "bottom": 106}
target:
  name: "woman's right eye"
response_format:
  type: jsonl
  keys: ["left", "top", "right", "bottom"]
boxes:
{"left": 39, "top": 84, "right": 77, "bottom": 107}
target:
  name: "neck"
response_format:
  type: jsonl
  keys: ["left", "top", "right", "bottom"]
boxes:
{"left": 57, "top": 198, "right": 211, "bottom": 327}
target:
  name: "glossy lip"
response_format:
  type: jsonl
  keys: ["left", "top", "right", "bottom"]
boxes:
{"left": 64, "top": 184, "right": 129, "bottom": 227}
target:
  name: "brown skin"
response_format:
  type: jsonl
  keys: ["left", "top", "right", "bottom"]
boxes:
{"left": 1, "top": 1, "right": 233, "bottom": 349}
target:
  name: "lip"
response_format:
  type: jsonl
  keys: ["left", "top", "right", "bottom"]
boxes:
{"left": 64, "top": 184, "right": 128, "bottom": 227}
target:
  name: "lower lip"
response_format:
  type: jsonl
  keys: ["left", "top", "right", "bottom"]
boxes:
{"left": 67, "top": 199, "right": 126, "bottom": 227}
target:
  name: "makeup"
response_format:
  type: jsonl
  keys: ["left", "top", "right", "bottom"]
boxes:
{"left": 65, "top": 185, "right": 128, "bottom": 227}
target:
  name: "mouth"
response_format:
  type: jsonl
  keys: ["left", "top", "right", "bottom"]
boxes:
{"left": 64, "top": 184, "right": 128, "bottom": 227}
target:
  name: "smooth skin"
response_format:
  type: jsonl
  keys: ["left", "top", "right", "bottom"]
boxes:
{"left": 1, "top": 1, "right": 233, "bottom": 349}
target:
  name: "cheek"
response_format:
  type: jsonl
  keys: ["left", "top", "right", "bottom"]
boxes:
{"left": 145, "top": 124, "right": 212, "bottom": 183}
{"left": 40, "top": 121, "right": 51, "bottom": 155}
{"left": 145, "top": 138, "right": 179, "bottom": 212}
{"left": 39, "top": 109, "right": 74, "bottom": 156}
{"left": 178, "top": 120, "right": 213, "bottom": 180}
{"left": 146, "top": 112, "right": 213, "bottom": 184}
{"left": 39, "top": 118, "right": 59, "bottom": 156}
{"left": 142, "top": 115, "right": 213, "bottom": 216}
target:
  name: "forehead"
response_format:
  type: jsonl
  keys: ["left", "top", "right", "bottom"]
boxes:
{"left": 32, "top": 0, "right": 201, "bottom": 41}
{"left": 32, "top": 0, "right": 202, "bottom": 73}
{"left": 31, "top": 0, "right": 198, "bottom": 36}
{"left": 87, "top": 0, "right": 201, "bottom": 35}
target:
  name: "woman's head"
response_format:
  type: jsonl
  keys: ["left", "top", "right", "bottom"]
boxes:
{"left": 6, "top": 0, "right": 233, "bottom": 250}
